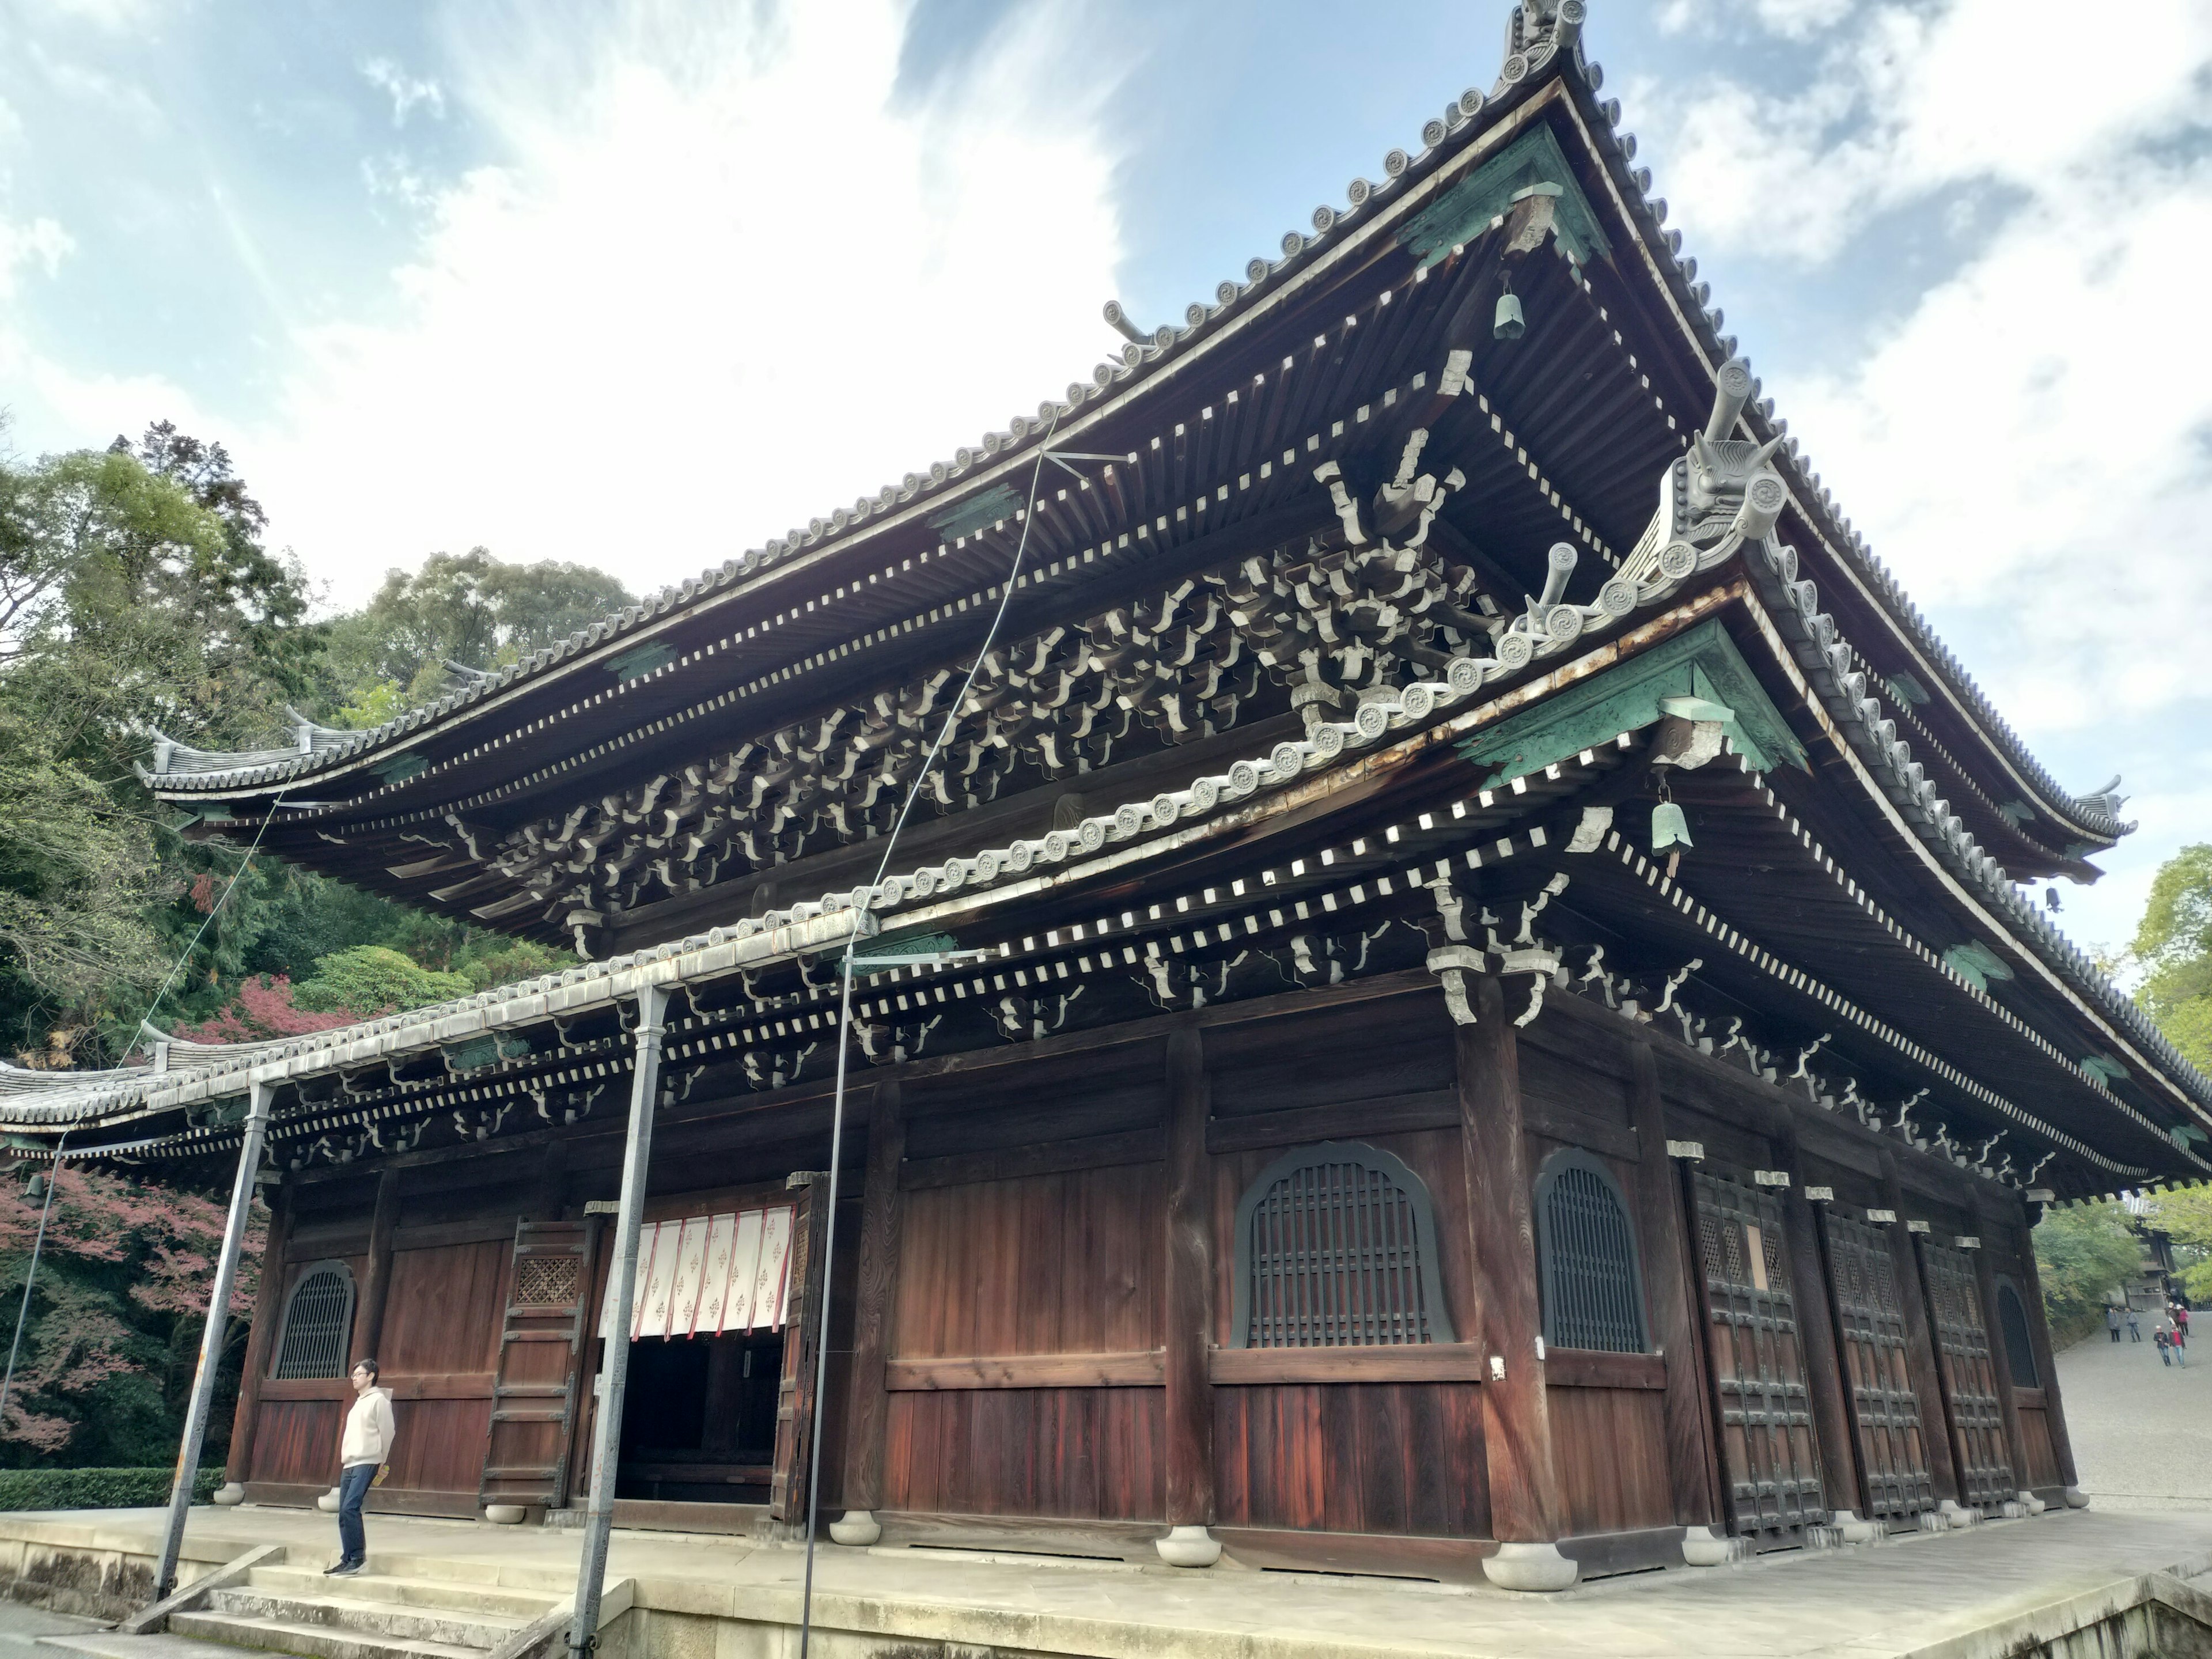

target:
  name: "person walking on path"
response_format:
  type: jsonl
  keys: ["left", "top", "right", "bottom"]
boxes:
{"left": 2128, "top": 1306, "right": 2143, "bottom": 1341}
{"left": 2176, "top": 1304, "right": 2191, "bottom": 1346}
{"left": 2156, "top": 1328, "right": 2173, "bottom": 1366}
{"left": 2108, "top": 1305, "right": 2123, "bottom": 1342}
{"left": 328, "top": 1359, "right": 394, "bottom": 1577}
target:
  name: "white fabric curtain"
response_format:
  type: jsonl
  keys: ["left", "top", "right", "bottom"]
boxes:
{"left": 597, "top": 1205, "right": 795, "bottom": 1340}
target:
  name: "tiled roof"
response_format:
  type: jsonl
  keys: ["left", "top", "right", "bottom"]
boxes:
{"left": 138, "top": 4, "right": 2125, "bottom": 857}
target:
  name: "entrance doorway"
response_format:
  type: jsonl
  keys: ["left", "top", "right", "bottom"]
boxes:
{"left": 616, "top": 1328, "right": 784, "bottom": 1501}
{"left": 573, "top": 1190, "right": 825, "bottom": 1527}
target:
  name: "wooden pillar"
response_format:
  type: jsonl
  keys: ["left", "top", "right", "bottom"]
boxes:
{"left": 223, "top": 1179, "right": 290, "bottom": 1490}
{"left": 1160, "top": 1024, "right": 1218, "bottom": 1563}
{"left": 529, "top": 1140, "right": 569, "bottom": 1224}
{"left": 1455, "top": 976, "right": 1572, "bottom": 1589}
{"left": 2012, "top": 1199, "right": 2081, "bottom": 1495}
{"left": 351, "top": 1168, "right": 400, "bottom": 1366}
{"left": 1966, "top": 1211, "right": 2031, "bottom": 1501}
{"left": 1769, "top": 1112, "right": 1861, "bottom": 1520}
{"left": 1879, "top": 1152, "right": 1960, "bottom": 1503}
{"left": 1626, "top": 1043, "right": 1720, "bottom": 1529}
{"left": 832, "top": 1082, "right": 904, "bottom": 1543}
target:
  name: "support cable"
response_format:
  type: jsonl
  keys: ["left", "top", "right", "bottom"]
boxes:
{"left": 0, "top": 1130, "right": 70, "bottom": 1440}
{"left": 797, "top": 411, "right": 1062, "bottom": 1659}
{"left": 120, "top": 789, "right": 288, "bottom": 1066}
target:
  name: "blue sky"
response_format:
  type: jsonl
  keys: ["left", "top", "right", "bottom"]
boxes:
{"left": 3, "top": 0, "right": 2209, "bottom": 956}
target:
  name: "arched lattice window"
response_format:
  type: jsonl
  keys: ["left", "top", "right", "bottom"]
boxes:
{"left": 1230, "top": 1142, "right": 1455, "bottom": 1347}
{"left": 1996, "top": 1280, "right": 2039, "bottom": 1387}
{"left": 1534, "top": 1150, "right": 1648, "bottom": 1354}
{"left": 273, "top": 1260, "right": 357, "bottom": 1380}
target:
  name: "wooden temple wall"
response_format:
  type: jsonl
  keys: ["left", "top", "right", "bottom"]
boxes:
{"left": 224, "top": 968, "right": 2074, "bottom": 1555}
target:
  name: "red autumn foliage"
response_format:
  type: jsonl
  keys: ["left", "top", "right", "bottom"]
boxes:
{"left": 171, "top": 974, "right": 358, "bottom": 1043}
{"left": 0, "top": 1165, "right": 265, "bottom": 1453}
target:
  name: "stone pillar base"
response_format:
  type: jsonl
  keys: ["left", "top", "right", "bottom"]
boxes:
{"left": 1680, "top": 1525, "right": 1733, "bottom": 1566}
{"left": 2018, "top": 1490, "right": 2047, "bottom": 1516}
{"left": 2064, "top": 1486, "right": 2091, "bottom": 1509}
{"left": 1830, "top": 1511, "right": 1881, "bottom": 1544}
{"left": 1156, "top": 1525, "right": 1222, "bottom": 1568}
{"left": 1482, "top": 1540, "right": 1578, "bottom": 1592}
{"left": 828, "top": 1510, "right": 882, "bottom": 1547}
{"left": 211, "top": 1483, "right": 246, "bottom": 1508}
{"left": 315, "top": 1488, "right": 340, "bottom": 1514}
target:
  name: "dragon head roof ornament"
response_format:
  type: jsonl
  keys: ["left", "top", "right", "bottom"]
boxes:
{"left": 1495, "top": 1, "right": 1588, "bottom": 97}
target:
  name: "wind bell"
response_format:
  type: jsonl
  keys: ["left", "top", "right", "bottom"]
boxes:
{"left": 1651, "top": 780, "right": 1691, "bottom": 880}
{"left": 1494, "top": 271, "right": 1525, "bottom": 341}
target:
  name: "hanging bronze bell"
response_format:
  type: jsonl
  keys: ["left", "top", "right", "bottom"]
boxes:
{"left": 1494, "top": 289, "right": 1526, "bottom": 340}
{"left": 1651, "top": 801, "right": 1692, "bottom": 850}
{"left": 24, "top": 1172, "right": 48, "bottom": 1203}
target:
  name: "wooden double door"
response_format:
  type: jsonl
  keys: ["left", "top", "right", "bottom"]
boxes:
{"left": 1688, "top": 1171, "right": 1827, "bottom": 1542}
{"left": 1819, "top": 1212, "right": 1935, "bottom": 1525}
{"left": 1688, "top": 1173, "right": 2013, "bottom": 1539}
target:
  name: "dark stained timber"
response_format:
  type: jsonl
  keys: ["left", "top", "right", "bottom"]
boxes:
{"left": 1689, "top": 1170, "right": 1824, "bottom": 1541}
{"left": 1819, "top": 1211, "right": 1934, "bottom": 1525}
{"left": 1916, "top": 1238, "right": 2017, "bottom": 1510}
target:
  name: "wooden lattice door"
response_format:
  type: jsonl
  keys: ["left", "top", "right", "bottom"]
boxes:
{"left": 767, "top": 1178, "right": 828, "bottom": 1526}
{"left": 479, "top": 1218, "right": 600, "bottom": 1512}
{"left": 1820, "top": 1212, "right": 1934, "bottom": 1525}
{"left": 1916, "top": 1238, "right": 2016, "bottom": 1509}
{"left": 1690, "top": 1171, "right": 1825, "bottom": 1540}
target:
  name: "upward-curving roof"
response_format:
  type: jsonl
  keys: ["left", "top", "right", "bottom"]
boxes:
{"left": 142, "top": 2, "right": 2125, "bottom": 883}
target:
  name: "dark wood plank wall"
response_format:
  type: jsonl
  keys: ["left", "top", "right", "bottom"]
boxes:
{"left": 234, "top": 966, "right": 2084, "bottom": 1547}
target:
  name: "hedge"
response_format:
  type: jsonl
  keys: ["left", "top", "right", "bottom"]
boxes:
{"left": 0, "top": 1467, "right": 222, "bottom": 1512}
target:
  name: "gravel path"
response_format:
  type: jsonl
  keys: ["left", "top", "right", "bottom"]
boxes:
{"left": 2056, "top": 1319, "right": 2212, "bottom": 1510}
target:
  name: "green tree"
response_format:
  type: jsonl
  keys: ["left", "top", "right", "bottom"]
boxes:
{"left": 2142, "top": 1185, "right": 2212, "bottom": 1302}
{"left": 316, "top": 548, "right": 632, "bottom": 722}
{"left": 2033, "top": 1200, "right": 2143, "bottom": 1346}
{"left": 2133, "top": 844, "right": 2212, "bottom": 1074}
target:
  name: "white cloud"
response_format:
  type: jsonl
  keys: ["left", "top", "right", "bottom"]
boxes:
{"left": 1659, "top": 0, "right": 1854, "bottom": 40}
{"left": 360, "top": 58, "right": 445, "bottom": 128}
{"left": 1645, "top": 0, "right": 2212, "bottom": 263}
{"left": 1633, "top": 0, "right": 2212, "bottom": 743}
{"left": 241, "top": 0, "right": 1126, "bottom": 609}
{"left": 0, "top": 213, "right": 73, "bottom": 298}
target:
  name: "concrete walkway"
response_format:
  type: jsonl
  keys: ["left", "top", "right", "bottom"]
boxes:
{"left": 2056, "top": 1324, "right": 2212, "bottom": 1512}
{"left": 7, "top": 1504, "right": 2212, "bottom": 1659}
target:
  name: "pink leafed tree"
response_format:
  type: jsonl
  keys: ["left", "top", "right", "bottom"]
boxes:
{"left": 0, "top": 1164, "right": 266, "bottom": 1457}
{"left": 171, "top": 975, "right": 357, "bottom": 1043}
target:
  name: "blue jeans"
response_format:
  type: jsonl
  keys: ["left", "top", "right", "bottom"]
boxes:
{"left": 337, "top": 1462, "right": 376, "bottom": 1564}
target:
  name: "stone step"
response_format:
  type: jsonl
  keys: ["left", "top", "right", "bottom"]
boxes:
{"left": 208, "top": 1588, "right": 526, "bottom": 1649}
{"left": 361, "top": 1556, "right": 576, "bottom": 1596}
{"left": 244, "top": 1568, "right": 559, "bottom": 1622}
{"left": 169, "top": 1610, "right": 486, "bottom": 1659}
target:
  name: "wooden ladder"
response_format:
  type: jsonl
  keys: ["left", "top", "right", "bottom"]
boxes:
{"left": 479, "top": 1217, "right": 600, "bottom": 1513}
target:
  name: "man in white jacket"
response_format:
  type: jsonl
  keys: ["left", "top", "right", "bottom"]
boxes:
{"left": 328, "top": 1358, "right": 395, "bottom": 1576}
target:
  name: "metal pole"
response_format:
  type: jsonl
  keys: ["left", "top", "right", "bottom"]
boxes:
{"left": 797, "top": 950, "right": 859, "bottom": 1659}
{"left": 155, "top": 1081, "right": 274, "bottom": 1597}
{"left": 568, "top": 983, "right": 669, "bottom": 1659}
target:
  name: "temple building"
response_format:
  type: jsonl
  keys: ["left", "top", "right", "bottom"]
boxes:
{"left": 6, "top": 0, "right": 2205, "bottom": 1592}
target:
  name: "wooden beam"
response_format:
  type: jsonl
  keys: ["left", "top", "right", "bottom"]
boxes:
{"left": 224, "top": 1180, "right": 290, "bottom": 1487}
{"left": 840, "top": 1083, "right": 904, "bottom": 1516}
{"left": 1203, "top": 1090, "right": 1459, "bottom": 1156}
{"left": 2010, "top": 1202, "right": 2080, "bottom": 1490}
{"left": 1626, "top": 1043, "right": 1719, "bottom": 1528}
{"left": 1209, "top": 1343, "right": 1484, "bottom": 1385}
{"left": 352, "top": 1169, "right": 400, "bottom": 1366}
{"left": 1544, "top": 1348, "right": 1667, "bottom": 1391}
{"left": 900, "top": 1128, "right": 1159, "bottom": 1192}
{"left": 1880, "top": 1150, "right": 1961, "bottom": 1503}
{"left": 1163, "top": 1025, "right": 1215, "bottom": 1531}
{"left": 888, "top": 1351, "right": 1165, "bottom": 1391}
{"left": 1522, "top": 1098, "right": 1641, "bottom": 1164}
{"left": 1456, "top": 974, "right": 1566, "bottom": 1544}
{"left": 1770, "top": 1111, "right": 1861, "bottom": 1518}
